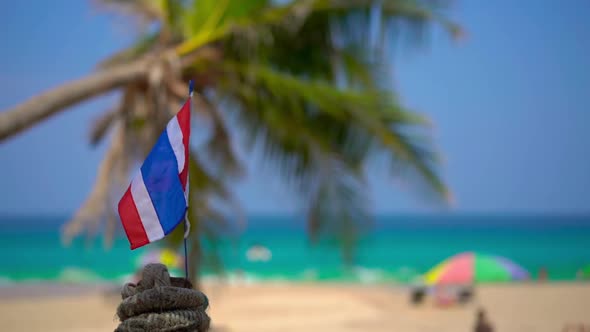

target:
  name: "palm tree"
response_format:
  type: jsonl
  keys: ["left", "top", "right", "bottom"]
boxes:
{"left": 0, "top": 0, "right": 458, "bottom": 285}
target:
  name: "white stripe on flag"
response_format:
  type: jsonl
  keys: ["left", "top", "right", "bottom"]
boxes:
{"left": 130, "top": 172, "right": 165, "bottom": 242}
{"left": 166, "top": 117, "right": 185, "bottom": 173}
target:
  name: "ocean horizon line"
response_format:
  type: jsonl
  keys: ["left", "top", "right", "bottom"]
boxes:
{"left": 2, "top": 211, "right": 590, "bottom": 219}
{"left": 1, "top": 214, "right": 589, "bottom": 231}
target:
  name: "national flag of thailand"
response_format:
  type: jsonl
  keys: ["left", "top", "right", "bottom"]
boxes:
{"left": 118, "top": 100, "right": 191, "bottom": 249}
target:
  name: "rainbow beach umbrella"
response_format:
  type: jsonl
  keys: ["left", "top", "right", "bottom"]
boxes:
{"left": 424, "top": 252, "right": 529, "bottom": 285}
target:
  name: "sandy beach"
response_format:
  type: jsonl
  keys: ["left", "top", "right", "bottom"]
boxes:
{"left": 1, "top": 282, "right": 589, "bottom": 332}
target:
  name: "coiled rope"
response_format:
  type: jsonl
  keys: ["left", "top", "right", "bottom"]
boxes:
{"left": 115, "top": 263, "right": 210, "bottom": 332}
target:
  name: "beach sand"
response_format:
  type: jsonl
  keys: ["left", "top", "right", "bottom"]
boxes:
{"left": 0, "top": 282, "right": 589, "bottom": 332}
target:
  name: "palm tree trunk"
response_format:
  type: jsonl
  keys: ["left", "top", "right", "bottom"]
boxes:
{"left": 0, "top": 47, "right": 220, "bottom": 142}
{"left": 0, "top": 61, "right": 148, "bottom": 141}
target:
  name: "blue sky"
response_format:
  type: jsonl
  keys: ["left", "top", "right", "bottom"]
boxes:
{"left": 0, "top": 0, "right": 589, "bottom": 215}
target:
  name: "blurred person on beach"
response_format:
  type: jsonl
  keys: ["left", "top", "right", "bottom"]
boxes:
{"left": 457, "top": 285, "right": 474, "bottom": 304}
{"left": 474, "top": 308, "right": 494, "bottom": 332}
{"left": 434, "top": 286, "right": 457, "bottom": 308}
{"left": 538, "top": 267, "right": 549, "bottom": 281}
{"left": 409, "top": 285, "right": 427, "bottom": 305}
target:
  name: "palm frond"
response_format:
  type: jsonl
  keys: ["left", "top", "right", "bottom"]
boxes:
{"left": 202, "top": 105, "right": 244, "bottom": 178}
{"left": 62, "top": 123, "right": 128, "bottom": 246}
{"left": 89, "top": 108, "right": 119, "bottom": 146}
{"left": 216, "top": 55, "right": 448, "bottom": 259}
{"left": 221, "top": 61, "right": 444, "bottom": 191}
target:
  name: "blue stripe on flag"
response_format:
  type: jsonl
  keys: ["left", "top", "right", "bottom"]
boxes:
{"left": 140, "top": 130, "right": 187, "bottom": 235}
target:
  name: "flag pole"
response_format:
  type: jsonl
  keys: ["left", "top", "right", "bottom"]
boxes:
{"left": 183, "top": 224, "right": 189, "bottom": 280}
{"left": 183, "top": 80, "right": 194, "bottom": 281}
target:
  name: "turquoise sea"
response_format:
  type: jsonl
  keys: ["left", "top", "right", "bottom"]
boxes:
{"left": 1, "top": 215, "right": 589, "bottom": 284}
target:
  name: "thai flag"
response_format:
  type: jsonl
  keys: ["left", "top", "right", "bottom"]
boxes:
{"left": 118, "top": 99, "right": 191, "bottom": 249}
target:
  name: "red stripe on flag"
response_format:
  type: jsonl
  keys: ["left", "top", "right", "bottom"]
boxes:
{"left": 177, "top": 99, "right": 191, "bottom": 190}
{"left": 118, "top": 186, "right": 149, "bottom": 249}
